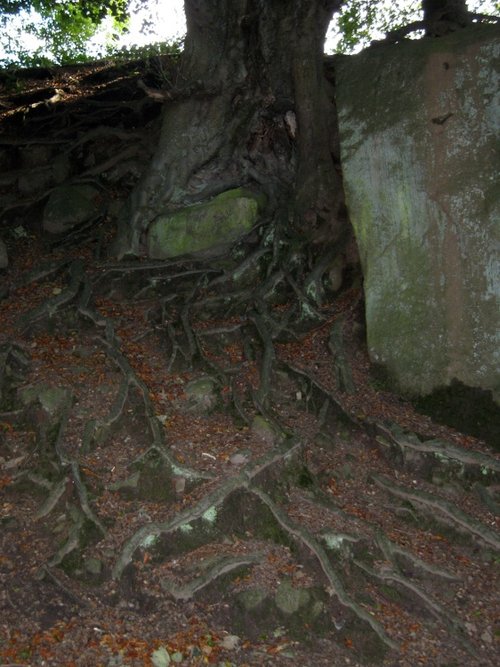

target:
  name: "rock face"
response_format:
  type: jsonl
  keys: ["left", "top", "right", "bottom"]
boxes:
{"left": 147, "top": 188, "right": 264, "bottom": 259}
{"left": 336, "top": 25, "right": 500, "bottom": 402}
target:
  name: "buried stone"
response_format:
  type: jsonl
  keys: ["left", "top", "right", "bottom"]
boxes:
{"left": 147, "top": 188, "right": 266, "bottom": 259}
{"left": 43, "top": 184, "right": 103, "bottom": 234}
{"left": 180, "top": 375, "right": 219, "bottom": 414}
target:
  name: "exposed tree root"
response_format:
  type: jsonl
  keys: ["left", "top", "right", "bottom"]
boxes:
{"left": 161, "top": 552, "right": 264, "bottom": 601}
{"left": 112, "top": 437, "right": 303, "bottom": 579}
{"left": 249, "top": 486, "right": 397, "bottom": 650}
{"left": 374, "top": 532, "right": 459, "bottom": 582}
{"left": 353, "top": 558, "right": 473, "bottom": 654}
{"left": 372, "top": 474, "right": 500, "bottom": 551}
{"left": 279, "top": 359, "right": 357, "bottom": 426}
{"left": 38, "top": 564, "right": 91, "bottom": 608}
{"left": 2, "top": 208, "right": 499, "bottom": 664}
{"left": 18, "top": 259, "right": 85, "bottom": 330}
{"left": 34, "top": 477, "right": 68, "bottom": 519}
{"left": 95, "top": 324, "right": 213, "bottom": 481}
{"left": 43, "top": 395, "right": 107, "bottom": 542}
{"left": 374, "top": 423, "right": 500, "bottom": 479}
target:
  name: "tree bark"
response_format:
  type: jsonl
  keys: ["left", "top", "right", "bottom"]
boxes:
{"left": 113, "top": 0, "right": 346, "bottom": 258}
{"left": 422, "top": 0, "right": 470, "bottom": 35}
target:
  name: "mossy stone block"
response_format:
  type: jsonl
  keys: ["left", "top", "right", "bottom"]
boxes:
{"left": 147, "top": 188, "right": 265, "bottom": 259}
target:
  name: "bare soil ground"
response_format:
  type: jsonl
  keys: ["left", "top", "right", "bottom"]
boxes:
{"left": 0, "top": 59, "right": 499, "bottom": 667}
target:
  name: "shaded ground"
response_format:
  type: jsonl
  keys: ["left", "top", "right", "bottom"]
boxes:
{"left": 0, "top": 59, "right": 499, "bottom": 667}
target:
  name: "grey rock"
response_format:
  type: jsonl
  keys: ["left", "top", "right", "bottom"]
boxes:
{"left": 43, "top": 184, "right": 102, "bottom": 234}
{"left": 275, "top": 578, "right": 310, "bottom": 615}
{"left": 108, "top": 471, "right": 140, "bottom": 491}
{"left": 151, "top": 647, "right": 171, "bottom": 667}
{"left": 480, "top": 628, "right": 493, "bottom": 645}
{"left": 147, "top": 188, "right": 265, "bottom": 259}
{"left": 182, "top": 375, "right": 218, "bottom": 414}
{"left": 229, "top": 451, "right": 250, "bottom": 466}
{"left": 251, "top": 415, "right": 279, "bottom": 445}
{"left": 336, "top": 25, "right": 500, "bottom": 403}
{"left": 237, "top": 587, "right": 268, "bottom": 610}
{"left": 85, "top": 557, "right": 103, "bottom": 575}
{"left": 19, "top": 384, "right": 69, "bottom": 416}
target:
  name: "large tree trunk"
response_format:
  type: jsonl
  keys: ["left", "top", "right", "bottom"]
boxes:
{"left": 422, "top": 0, "right": 470, "bottom": 34}
{"left": 113, "top": 0, "right": 345, "bottom": 258}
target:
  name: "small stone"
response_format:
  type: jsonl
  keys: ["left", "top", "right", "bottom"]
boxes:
{"left": 275, "top": 578, "right": 310, "bottom": 614}
{"left": 108, "top": 471, "right": 140, "bottom": 491}
{"left": 3, "top": 455, "right": 26, "bottom": 470}
{"left": 1, "top": 516, "right": 18, "bottom": 531}
{"left": 229, "top": 452, "right": 249, "bottom": 466}
{"left": 0, "top": 554, "right": 13, "bottom": 569}
{"left": 85, "top": 558, "right": 102, "bottom": 575}
{"left": 174, "top": 476, "right": 186, "bottom": 494}
{"left": 251, "top": 415, "right": 280, "bottom": 445}
{"left": 43, "top": 184, "right": 102, "bottom": 234}
{"left": 341, "top": 464, "right": 353, "bottom": 480}
{"left": 151, "top": 646, "right": 171, "bottom": 667}
{"left": 12, "top": 225, "right": 28, "bottom": 239}
{"left": 39, "top": 387, "right": 70, "bottom": 414}
{"left": 237, "top": 587, "right": 268, "bottom": 610}
{"left": 480, "top": 628, "right": 493, "bottom": 645}
{"left": 218, "top": 634, "right": 240, "bottom": 650}
{"left": 182, "top": 376, "right": 218, "bottom": 414}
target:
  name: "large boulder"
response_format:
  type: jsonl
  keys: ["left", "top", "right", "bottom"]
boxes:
{"left": 147, "top": 188, "right": 265, "bottom": 259}
{"left": 43, "top": 183, "right": 103, "bottom": 234}
{"left": 335, "top": 25, "right": 500, "bottom": 403}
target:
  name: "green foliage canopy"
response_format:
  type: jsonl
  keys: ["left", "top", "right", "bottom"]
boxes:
{"left": 0, "top": 0, "right": 130, "bottom": 66}
{"left": 332, "top": 0, "right": 419, "bottom": 53}
{"left": 330, "top": 0, "right": 499, "bottom": 53}
{"left": 0, "top": 0, "right": 128, "bottom": 22}
{"left": 1, "top": 0, "right": 499, "bottom": 67}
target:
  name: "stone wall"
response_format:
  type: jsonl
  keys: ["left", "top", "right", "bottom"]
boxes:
{"left": 335, "top": 25, "right": 500, "bottom": 403}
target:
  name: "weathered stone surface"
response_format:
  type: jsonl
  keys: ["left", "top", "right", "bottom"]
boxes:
{"left": 336, "top": 25, "right": 500, "bottom": 402}
{"left": 275, "top": 578, "right": 311, "bottom": 614}
{"left": 180, "top": 375, "right": 219, "bottom": 414}
{"left": 19, "top": 384, "right": 70, "bottom": 415}
{"left": 0, "top": 238, "right": 7, "bottom": 269}
{"left": 108, "top": 471, "right": 141, "bottom": 492}
{"left": 84, "top": 557, "right": 103, "bottom": 575}
{"left": 147, "top": 188, "right": 265, "bottom": 259}
{"left": 18, "top": 384, "right": 71, "bottom": 447}
{"left": 151, "top": 646, "right": 171, "bottom": 667}
{"left": 251, "top": 415, "right": 280, "bottom": 445}
{"left": 18, "top": 156, "right": 71, "bottom": 195}
{"left": 43, "top": 183, "right": 102, "bottom": 234}
{"left": 237, "top": 587, "right": 268, "bottom": 610}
